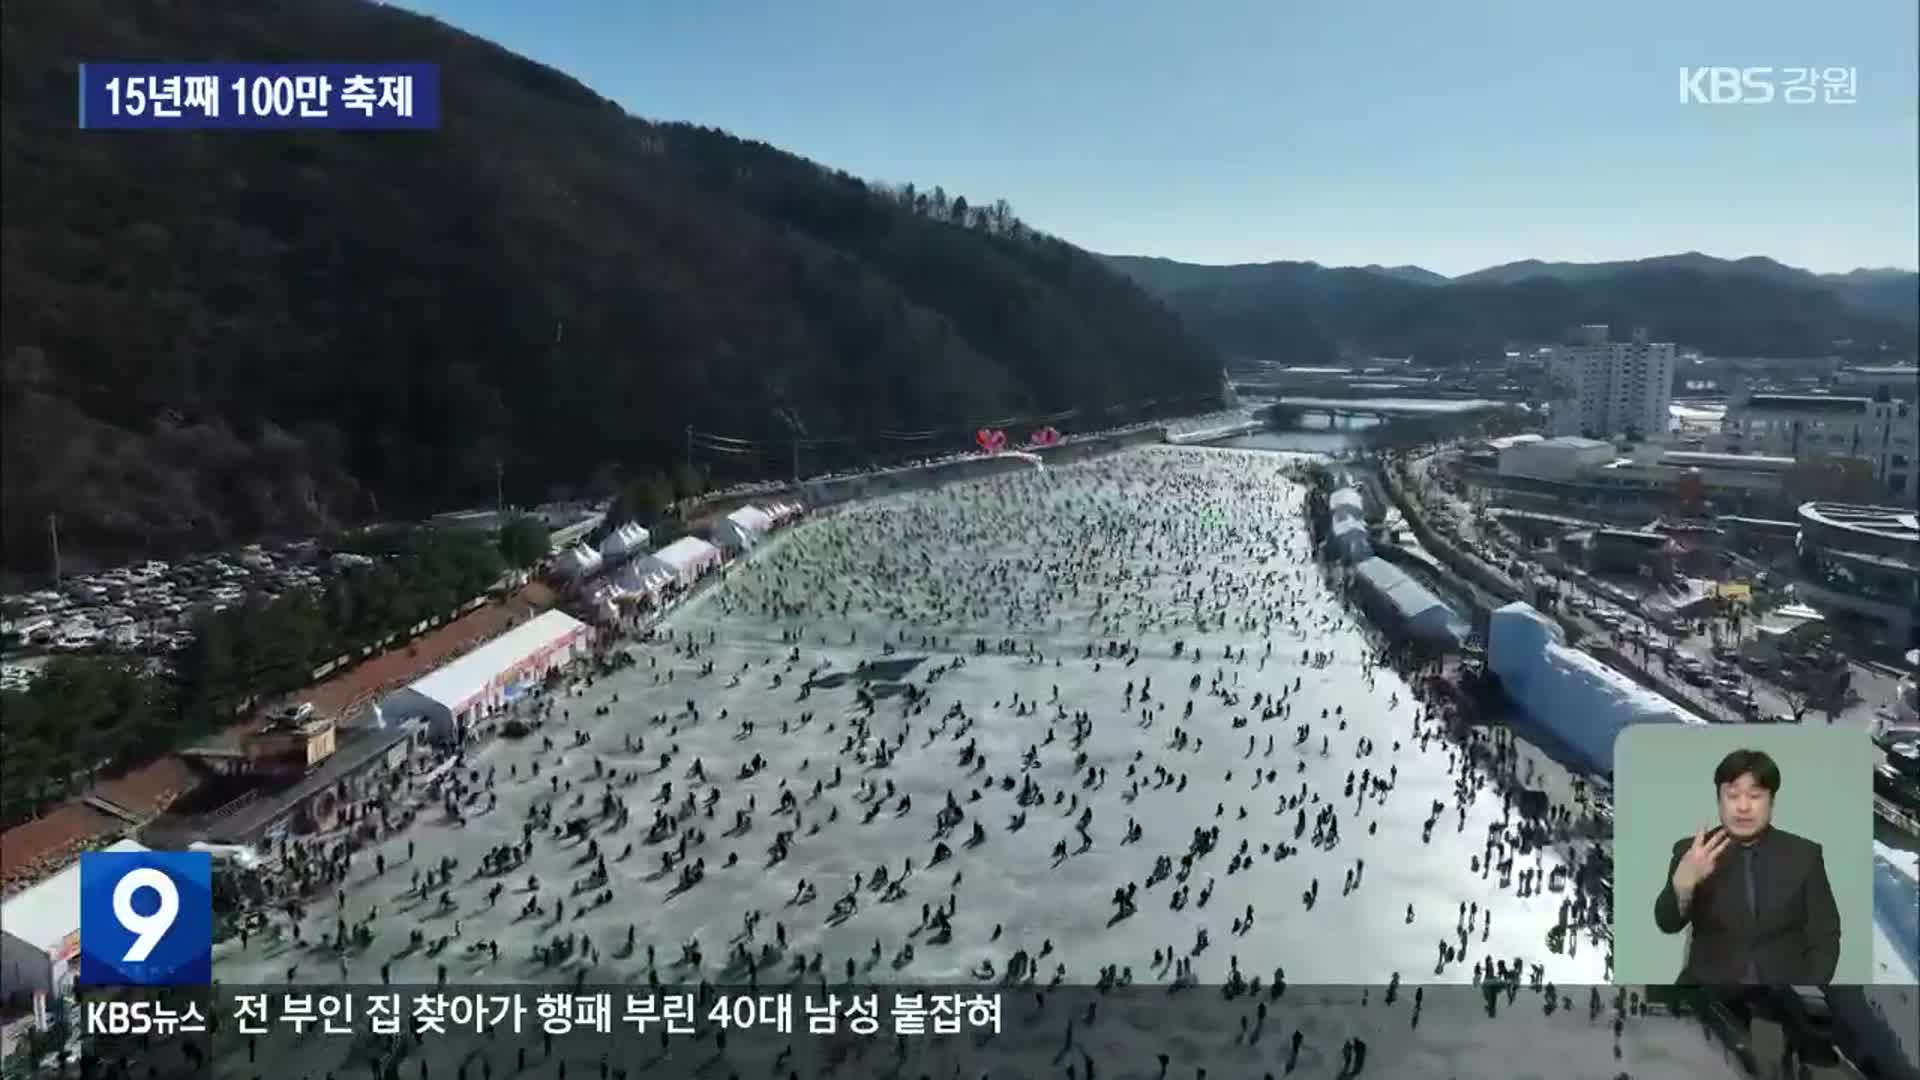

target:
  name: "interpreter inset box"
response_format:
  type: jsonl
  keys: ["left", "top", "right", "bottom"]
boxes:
{"left": 1610, "top": 724, "right": 1873, "bottom": 986}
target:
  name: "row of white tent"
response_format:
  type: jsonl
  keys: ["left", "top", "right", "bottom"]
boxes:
{"left": 1327, "top": 486, "right": 1372, "bottom": 563}
{"left": 553, "top": 521, "right": 652, "bottom": 580}
{"left": 571, "top": 501, "right": 807, "bottom": 609}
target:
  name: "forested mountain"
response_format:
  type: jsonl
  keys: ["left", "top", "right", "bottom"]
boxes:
{"left": 0, "top": 0, "right": 1221, "bottom": 576}
{"left": 1101, "top": 252, "right": 1919, "bottom": 365}
{"left": 1455, "top": 254, "right": 1919, "bottom": 325}
{"left": 1356, "top": 265, "right": 1451, "bottom": 287}
{"left": 1817, "top": 268, "right": 1920, "bottom": 326}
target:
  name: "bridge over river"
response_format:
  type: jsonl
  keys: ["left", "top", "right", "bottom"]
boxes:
{"left": 1268, "top": 395, "right": 1508, "bottom": 424}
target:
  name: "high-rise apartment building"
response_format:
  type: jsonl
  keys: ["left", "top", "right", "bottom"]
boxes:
{"left": 1547, "top": 325, "right": 1676, "bottom": 438}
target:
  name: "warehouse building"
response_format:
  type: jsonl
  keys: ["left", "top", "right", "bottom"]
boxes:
{"left": 0, "top": 838, "right": 148, "bottom": 1002}
{"left": 1497, "top": 436, "right": 1616, "bottom": 481}
{"left": 378, "top": 610, "right": 593, "bottom": 742}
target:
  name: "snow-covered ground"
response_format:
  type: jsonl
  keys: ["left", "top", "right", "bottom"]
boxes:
{"left": 1867, "top": 837, "right": 1920, "bottom": 1063}
{"left": 200, "top": 446, "right": 1807, "bottom": 1078}
{"left": 1873, "top": 840, "right": 1920, "bottom": 984}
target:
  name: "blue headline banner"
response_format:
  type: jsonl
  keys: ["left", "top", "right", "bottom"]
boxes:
{"left": 78, "top": 63, "right": 440, "bottom": 130}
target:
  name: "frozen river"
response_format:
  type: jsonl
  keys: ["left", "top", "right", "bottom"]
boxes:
{"left": 206, "top": 446, "right": 1775, "bottom": 1078}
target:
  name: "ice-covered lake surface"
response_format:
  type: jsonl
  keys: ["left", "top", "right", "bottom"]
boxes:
{"left": 208, "top": 447, "right": 1792, "bottom": 1078}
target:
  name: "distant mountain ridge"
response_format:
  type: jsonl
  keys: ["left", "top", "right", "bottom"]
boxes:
{"left": 1098, "top": 251, "right": 1918, "bottom": 363}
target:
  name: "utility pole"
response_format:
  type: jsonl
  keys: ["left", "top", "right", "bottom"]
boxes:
{"left": 495, "top": 457, "right": 505, "bottom": 515}
{"left": 685, "top": 425, "right": 693, "bottom": 472}
{"left": 777, "top": 408, "right": 805, "bottom": 484}
{"left": 48, "top": 513, "right": 61, "bottom": 587}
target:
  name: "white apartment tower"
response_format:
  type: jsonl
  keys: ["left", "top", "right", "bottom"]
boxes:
{"left": 1547, "top": 325, "right": 1676, "bottom": 438}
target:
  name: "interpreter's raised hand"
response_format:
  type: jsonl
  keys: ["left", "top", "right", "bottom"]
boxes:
{"left": 1672, "top": 825, "right": 1732, "bottom": 895}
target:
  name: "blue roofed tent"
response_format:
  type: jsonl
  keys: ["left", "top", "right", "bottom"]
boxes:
{"left": 1329, "top": 518, "right": 1372, "bottom": 563}
{"left": 1487, "top": 602, "right": 1705, "bottom": 773}
{"left": 1349, "top": 557, "right": 1468, "bottom": 649}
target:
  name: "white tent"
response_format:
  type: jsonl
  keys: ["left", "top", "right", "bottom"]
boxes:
{"left": 1351, "top": 557, "right": 1467, "bottom": 646}
{"left": 380, "top": 610, "right": 592, "bottom": 740}
{"left": 598, "top": 523, "right": 651, "bottom": 561}
{"left": 1489, "top": 602, "right": 1704, "bottom": 773}
{"left": 188, "top": 841, "right": 264, "bottom": 869}
{"left": 1329, "top": 488, "right": 1366, "bottom": 523}
{"left": 764, "top": 501, "right": 803, "bottom": 526}
{"left": 714, "top": 505, "right": 776, "bottom": 551}
{"left": 612, "top": 559, "right": 675, "bottom": 599}
{"left": 554, "top": 543, "right": 603, "bottom": 579}
{"left": 1329, "top": 518, "right": 1372, "bottom": 563}
{"left": 1, "top": 837, "right": 148, "bottom": 999}
{"left": 639, "top": 536, "right": 722, "bottom": 588}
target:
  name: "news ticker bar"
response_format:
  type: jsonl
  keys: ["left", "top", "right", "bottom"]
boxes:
{"left": 75, "top": 981, "right": 1915, "bottom": 1042}
{"left": 77, "top": 63, "right": 440, "bottom": 130}
{"left": 85, "top": 988, "right": 1003, "bottom": 1039}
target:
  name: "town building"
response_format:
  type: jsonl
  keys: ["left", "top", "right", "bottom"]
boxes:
{"left": 1586, "top": 448, "right": 1798, "bottom": 504}
{"left": 1476, "top": 439, "right": 1815, "bottom": 521}
{"left": 198, "top": 721, "right": 423, "bottom": 845}
{"left": 1546, "top": 325, "right": 1676, "bottom": 438}
{"left": 428, "top": 508, "right": 513, "bottom": 533}
{"left": 181, "top": 704, "right": 341, "bottom": 781}
{"left": 1834, "top": 365, "right": 1919, "bottom": 402}
{"left": 1497, "top": 436, "right": 1616, "bottom": 481}
{"left": 1720, "top": 394, "right": 1916, "bottom": 503}
{"left": 1892, "top": 649, "right": 1919, "bottom": 733}
{"left": 378, "top": 609, "right": 594, "bottom": 742}
{"left": 1716, "top": 516, "right": 1802, "bottom": 561}
{"left": 541, "top": 508, "right": 605, "bottom": 554}
{"left": 0, "top": 838, "right": 148, "bottom": 1002}
{"left": 1792, "top": 503, "right": 1919, "bottom": 652}
{"left": 1578, "top": 528, "right": 1679, "bottom": 578}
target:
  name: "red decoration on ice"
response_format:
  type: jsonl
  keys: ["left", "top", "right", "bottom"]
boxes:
{"left": 976, "top": 428, "right": 1008, "bottom": 453}
{"left": 1029, "top": 426, "right": 1061, "bottom": 448}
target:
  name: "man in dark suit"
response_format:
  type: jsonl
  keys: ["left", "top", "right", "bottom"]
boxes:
{"left": 1652, "top": 747, "right": 1842, "bottom": 985}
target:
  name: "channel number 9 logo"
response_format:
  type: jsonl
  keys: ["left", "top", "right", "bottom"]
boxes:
{"left": 79, "top": 851, "right": 212, "bottom": 986}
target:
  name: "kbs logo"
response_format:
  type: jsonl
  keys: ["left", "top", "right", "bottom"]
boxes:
{"left": 79, "top": 851, "right": 212, "bottom": 986}
{"left": 1680, "top": 67, "right": 1775, "bottom": 104}
{"left": 1680, "top": 67, "right": 1859, "bottom": 105}
{"left": 84, "top": 999, "right": 208, "bottom": 1036}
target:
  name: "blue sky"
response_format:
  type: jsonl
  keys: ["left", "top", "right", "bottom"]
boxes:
{"left": 396, "top": 0, "right": 1917, "bottom": 276}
